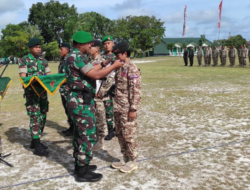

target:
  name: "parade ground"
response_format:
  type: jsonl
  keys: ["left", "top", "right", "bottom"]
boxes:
{"left": 0, "top": 56, "right": 250, "bottom": 189}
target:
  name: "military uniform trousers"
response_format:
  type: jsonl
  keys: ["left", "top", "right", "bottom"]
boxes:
{"left": 60, "top": 92, "right": 74, "bottom": 129}
{"left": 212, "top": 57, "right": 218, "bottom": 66}
{"left": 220, "top": 57, "right": 227, "bottom": 66}
{"left": 183, "top": 57, "right": 188, "bottom": 66}
{"left": 208, "top": 56, "right": 211, "bottom": 66}
{"left": 114, "top": 111, "right": 138, "bottom": 160}
{"left": 25, "top": 87, "right": 49, "bottom": 140}
{"left": 242, "top": 58, "right": 247, "bottom": 67}
{"left": 229, "top": 57, "right": 236, "bottom": 66}
{"left": 189, "top": 57, "right": 193, "bottom": 66}
{"left": 197, "top": 57, "right": 202, "bottom": 66}
{"left": 204, "top": 57, "right": 209, "bottom": 66}
{"left": 68, "top": 91, "right": 97, "bottom": 166}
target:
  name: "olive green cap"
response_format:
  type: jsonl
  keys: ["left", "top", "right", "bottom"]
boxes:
{"left": 27, "top": 38, "right": 41, "bottom": 47}
{"left": 102, "top": 35, "right": 113, "bottom": 44}
{"left": 72, "top": 31, "right": 92, "bottom": 43}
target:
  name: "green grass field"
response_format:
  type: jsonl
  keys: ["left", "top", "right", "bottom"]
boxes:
{"left": 0, "top": 57, "right": 250, "bottom": 189}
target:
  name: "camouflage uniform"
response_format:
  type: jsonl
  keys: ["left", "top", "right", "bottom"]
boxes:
{"left": 228, "top": 48, "right": 237, "bottom": 67}
{"left": 208, "top": 48, "right": 212, "bottom": 66}
{"left": 18, "top": 53, "right": 50, "bottom": 139}
{"left": 64, "top": 48, "right": 96, "bottom": 166}
{"left": 241, "top": 47, "right": 248, "bottom": 67}
{"left": 58, "top": 58, "right": 74, "bottom": 130}
{"left": 220, "top": 48, "right": 227, "bottom": 66}
{"left": 204, "top": 48, "right": 209, "bottom": 66}
{"left": 248, "top": 49, "right": 250, "bottom": 65}
{"left": 114, "top": 60, "right": 141, "bottom": 161}
{"left": 212, "top": 48, "right": 219, "bottom": 66}
{"left": 197, "top": 49, "right": 203, "bottom": 66}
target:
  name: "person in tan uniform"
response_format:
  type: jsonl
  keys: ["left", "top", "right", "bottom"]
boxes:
{"left": 197, "top": 46, "right": 202, "bottom": 66}
{"left": 238, "top": 45, "right": 243, "bottom": 67}
{"left": 111, "top": 42, "right": 141, "bottom": 173}
{"left": 220, "top": 45, "right": 227, "bottom": 67}
{"left": 248, "top": 48, "right": 250, "bottom": 66}
{"left": 204, "top": 46, "right": 209, "bottom": 67}
{"left": 208, "top": 46, "right": 212, "bottom": 66}
{"left": 212, "top": 46, "right": 219, "bottom": 66}
{"left": 228, "top": 45, "right": 237, "bottom": 67}
{"left": 242, "top": 44, "right": 248, "bottom": 67}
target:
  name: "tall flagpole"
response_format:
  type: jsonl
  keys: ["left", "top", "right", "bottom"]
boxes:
{"left": 182, "top": 5, "right": 187, "bottom": 43}
{"left": 218, "top": 1, "right": 223, "bottom": 40}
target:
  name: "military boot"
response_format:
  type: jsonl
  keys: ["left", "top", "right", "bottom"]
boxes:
{"left": 30, "top": 139, "right": 48, "bottom": 149}
{"left": 111, "top": 156, "right": 129, "bottom": 169}
{"left": 74, "top": 161, "right": 97, "bottom": 174}
{"left": 92, "top": 137, "right": 104, "bottom": 151}
{"left": 119, "top": 159, "right": 138, "bottom": 173}
{"left": 33, "top": 139, "right": 49, "bottom": 156}
{"left": 76, "top": 165, "right": 103, "bottom": 182}
{"left": 104, "top": 125, "right": 115, "bottom": 140}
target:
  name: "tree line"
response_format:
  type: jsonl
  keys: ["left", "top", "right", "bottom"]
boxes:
{"left": 0, "top": 0, "right": 165, "bottom": 60}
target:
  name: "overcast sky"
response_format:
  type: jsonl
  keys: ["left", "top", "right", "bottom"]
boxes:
{"left": 0, "top": 0, "right": 249, "bottom": 42}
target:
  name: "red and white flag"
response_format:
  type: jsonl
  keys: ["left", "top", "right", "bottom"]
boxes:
{"left": 217, "top": 1, "right": 223, "bottom": 28}
{"left": 182, "top": 5, "right": 187, "bottom": 37}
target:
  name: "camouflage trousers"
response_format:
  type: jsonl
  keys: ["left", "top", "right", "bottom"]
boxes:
{"left": 212, "top": 57, "right": 218, "bottom": 66}
{"left": 25, "top": 87, "right": 49, "bottom": 140}
{"left": 197, "top": 57, "right": 202, "bottom": 66}
{"left": 249, "top": 57, "right": 250, "bottom": 65}
{"left": 229, "top": 57, "right": 236, "bottom": 66}
{"left": 204, "top": 57, "right": 209, "bottom": 66}
{"left": 208, "top": 56, "right": 211, "bottom": 66}
{"left": 60, "top": 92, "right": 74, "bottom": 129}
{"left": 220, "top": 57, "right": 227, "bottom": 66}
{"left": 242, "top": 58, "right": 247, "bottom": 67}
{"left": 68, "top": 91, "right": 96, "bottom": 166}
{"left": 114, "top": 111, "right": 138, "bottom": 160}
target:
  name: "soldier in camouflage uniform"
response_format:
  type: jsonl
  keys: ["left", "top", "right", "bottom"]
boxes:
{"left": 64, "top": 31, "right": 124, "bottom": 182}
{"left": 18, "top": 38, "right": 50, "bottom": 156}
{"left": 212, "top": 46, "right": 219, "bottom": 66}
{"left": 238, "top": 45, "right": 243, "bottom": 67}
{"left": 100, "top": 35, "right": 116, "bottom": 141}
{"left": 197, "top": 46, "right": 202, "bottom": 66}
{"left": 204, "top": 46, "right": 209, "bottom": 67}
{"left": 248, "top": 48, "right": 250, "bottom": 66}
{"left": 242, "top": 44, "right": 248, "bottom": 67}
{"left": 111, "top": 42, "right": 141, "bottom": 173}
{"left": 228, "top": 45, "right": 237, "bottom": 67}
{"left": 208, "top": 46, "right": 212, "bottom": 66}
{"left": 220, "top": 45, "right": 227, "bottom": 67}
{"left": 58, "top": 43, "right": 74, "bottom": 136}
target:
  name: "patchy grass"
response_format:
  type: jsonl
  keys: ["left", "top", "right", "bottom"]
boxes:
{"left": 0, "top": 56, "right": 250, "bottom": 189}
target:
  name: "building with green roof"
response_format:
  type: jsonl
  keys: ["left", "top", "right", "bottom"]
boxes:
{"left": 153, "top": 37, "right": 213, "bottom": 56}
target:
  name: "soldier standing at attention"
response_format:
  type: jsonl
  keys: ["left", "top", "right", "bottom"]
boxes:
{"left": 220, "top": 45, "right": 227, "bottom": 67}
{"left": 228, "top": 45, "right": 237, "bottom": 67}
{"left": 100, "top": 35, "right": 116, "bottom": 140}
{"left": 238, "top": 45, "right": 243, "bottom": 67}
{"left": 197, "top": 46, "right": 202, "bottom": 66}
{"left": 188, "top": 47, "right": 194, "bottom": 66}
{"left": 88, "top": 39, "right": 110, "bottom": 151}
{"left": 204, "top": 46, "right": 209, "bottom": 67}
{"left": 19, "top": 38, "right": 50, "bottom": 156}
{"left": 58, "top": 43, "right": 74, "bottom": 136}
{"left": 111, "top": 42, "right": 141, "bottom": 173}
{"left": 248, "top": 48, "right": 250, "bottom": 66}
{"left": 212, "top": 46, "right": 219, "bottom": 66}
{"left": 208, "top": 46, "right": 212, "bottom": 66}
{"left": 183, "top": 47, "right": 188, "bottom": 66}
{"left": 242, "top": 44, "right": 248, "bottom": 67}
{"left": 64, "top": 31, "right": 124, "bottom": 182}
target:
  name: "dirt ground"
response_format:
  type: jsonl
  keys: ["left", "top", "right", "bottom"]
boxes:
{"left": 0, "top": 57, "right": 250, "bottom": 189}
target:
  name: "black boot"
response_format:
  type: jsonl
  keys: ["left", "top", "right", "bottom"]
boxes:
{"left": 62, "top": 129, "right": 69, "bottom": 134}
{"left": 105, "top": 125, "right": 115, "bottom": 140}
{"left": 65, "top": 122, "right": 74, "bottom": 136}
{"left": 30, "top": 139, "right": 48, "bottom": 149}
{"left": 74, "top": 162, "right": 97, "bottom": 174}
{"left": 76, "top": 165, "right": 102, "bottom": 182}
{"left": 33, "top": 139, "right": 49, "bottom": 156}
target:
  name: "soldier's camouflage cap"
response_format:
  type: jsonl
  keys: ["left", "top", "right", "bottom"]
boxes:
{"left": 72, "top": 31, "right": 92, "bottom": 43}
{"left": 112, "top": 42, "right": 129, "bottom": 54}
{"left": 90, "top": 40, "right": 101, "bottom": 47}
{"left": 102, "top": 35, "right": 113, "bottom": 44}
{"left": 27, "top": 38, "right": 41, "bottom": 47}
{"left": 59, "top": 43, "right": 70, "bottom": 50}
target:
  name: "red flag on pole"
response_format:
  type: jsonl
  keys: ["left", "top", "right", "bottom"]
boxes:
{"left": 217, "top": 1, "right": 223, "bottom": 28}
{"left": 182, "top": 5, "right": 187, "bottom": 37}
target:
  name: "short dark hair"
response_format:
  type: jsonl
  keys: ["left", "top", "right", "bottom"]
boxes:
{"left": 121, "top": 49, "right": 131, "bottom": 57}
{"left": 73, "top": 40, "right": 78, "bottom": 46}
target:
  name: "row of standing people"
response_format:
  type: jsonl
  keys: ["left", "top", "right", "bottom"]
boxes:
{"left": 18, "top": 32, "right": 141, "bottom": 183}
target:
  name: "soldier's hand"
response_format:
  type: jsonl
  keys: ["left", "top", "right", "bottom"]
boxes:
{"left": 128, "top": 111, "right": 137, "bottom": 121}
{"left": 96, "top": 94, "right": 102, "bottom": 99}
{"left": 113, "top": 60, "right": 124, "bottom": 69}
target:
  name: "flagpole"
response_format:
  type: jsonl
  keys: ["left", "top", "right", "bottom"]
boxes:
{"left": 218, "top": 0, "right": 223, "bottom": 41}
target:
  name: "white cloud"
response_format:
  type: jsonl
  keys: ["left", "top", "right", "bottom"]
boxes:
{"left": 0, "top": 0, "right": 25, "bottom": 13}
{"left": 0, "top": 12, "right": 20, "bottom": 30}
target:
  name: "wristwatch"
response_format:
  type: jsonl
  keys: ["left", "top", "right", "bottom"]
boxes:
{"left": 101, "top": 62, "right": 105, "bottom": 68}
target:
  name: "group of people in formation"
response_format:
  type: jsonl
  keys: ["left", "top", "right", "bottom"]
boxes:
{"left": 18, "top": 31, "right": 142, "bottom": 183}
{"left": 183, "top": 44, "right": 249, "bottom": 67}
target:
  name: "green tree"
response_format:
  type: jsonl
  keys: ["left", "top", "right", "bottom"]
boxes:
{"left": 199, "top": 34, "right": 206, "bottom": 46}
{"left": 45, "top": 41, "right": 60, "bottom": 61}
{"left": 0, "top": 24, "right": 30, "bottom": 57}
{"left": 182, "top": 42, "right": 187, "bottom": 48}
{"left": 28, "top": 0, "right": 78, "bottom": 43}
{"left": 77, "top": 12, "right": 113, "bottom": 39}
{"left": 113, "top": 15, "right": 165, "bottom": 54}
{"left": 226, "top": 35, "right": 248, "bottom": 49}
{"left": 19, "top": 21, "right": 42, "bottom": 38}
{"left": 167, "top": 43, "right": 175, "bottom": 52}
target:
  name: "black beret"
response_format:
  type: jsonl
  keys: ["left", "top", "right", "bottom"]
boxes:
{"left": 59, "top": 43, "right": 70, "bottom": 50}
{"left": 90, "top": 40, "right": 101, "bottom": 47}
{"left": 112, "top": 42, "right": 129, "bottom": 54}
{"left": 27, "top": 38, "right": 41, "bottom": 47}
